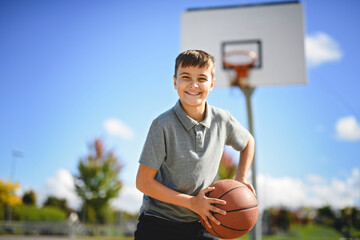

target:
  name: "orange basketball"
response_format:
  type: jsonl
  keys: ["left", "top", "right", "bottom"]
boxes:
{"left": 200, "top": 179, "right": 258, "bottom": 239}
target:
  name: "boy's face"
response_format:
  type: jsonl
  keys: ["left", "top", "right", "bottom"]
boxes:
{"left": 174, "top": 65, "right": 214, "bottom": 110}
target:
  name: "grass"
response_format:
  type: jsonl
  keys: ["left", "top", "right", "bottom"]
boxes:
{"left": 350, "top": 227, "right": 360, "bottom": 238}
{"left": 229, "top": 224, "right": 343, "bottom": 240}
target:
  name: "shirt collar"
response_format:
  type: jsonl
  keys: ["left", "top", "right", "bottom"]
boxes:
{"left": 174, "top": 100, "right": 211, "bottom": 131}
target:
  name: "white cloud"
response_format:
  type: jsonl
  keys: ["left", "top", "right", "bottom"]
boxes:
{"left": 306, "top": 174, "right": 326, "bottom": 185}
{"left": 257, "top": 175, "right": 307, "bottom": 209}
{"left": 335, "top": 116, "right": 360, "bottom": 140}
{"left": 104, "top": 118, "right": 135, "bottom": 140}
{"left": 38, "top": 169, "right": 82, "bottom": 210}
{"left": 305, "top": 32, "right": 342, "bottom": 67}
{"left": 257, "top": 168, "right": 360, "bottom": 210}
{"left": 348, "top": 168, "right": 360, "bottom": 188}
{"left": 111, "top": 185, "right": 143, "bottom": 214}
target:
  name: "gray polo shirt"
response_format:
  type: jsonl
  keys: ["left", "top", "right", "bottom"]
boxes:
{"left": 139, "top": 100, "right": 250, "bottom": 222}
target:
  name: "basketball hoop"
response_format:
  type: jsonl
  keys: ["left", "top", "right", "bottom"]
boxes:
{"left": 223, "top": 51, "right": 258, "bottom": 88}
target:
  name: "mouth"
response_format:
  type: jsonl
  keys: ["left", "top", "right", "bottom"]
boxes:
{"left": 185, "top": 91, "right": 201, "bottom": 96}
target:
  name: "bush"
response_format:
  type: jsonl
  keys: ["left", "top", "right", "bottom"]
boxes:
{"left": 22, "top": 190, "right": 36, "bottom": 206}
{"left": 13, "top": 205, "right": 66, "bottom": 221}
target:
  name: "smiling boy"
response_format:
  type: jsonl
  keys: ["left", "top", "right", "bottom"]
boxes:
{"left": 135, "top": 50, "right": 255, "bottom": 240}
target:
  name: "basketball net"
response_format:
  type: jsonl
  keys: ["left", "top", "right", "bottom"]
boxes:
{"left": 223, "top": 51, "right": 258, "bottom": 89}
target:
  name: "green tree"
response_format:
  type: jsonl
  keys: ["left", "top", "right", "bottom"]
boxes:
{"left": 22, "top": 190, "right": 36, "bottom": 206}
{"left": 74, "top": 139, "right": 122, "bottom": 224}
{"left": 351, "top": 207, "right": 360, "bottom": 229}
{"left": 43, "top": 196, "right": 68, "bottom": 212}
{"left": 262, "top": 207, "right": 291, "bottom": 235}
{"left": 275, "top": 208, "right": 291, "bottom": 232}
{"left": 317, "top": 205, "right": 336, "bottom": 225}
{"left": 335, "top": 207, "right": 360, "bottom": 238}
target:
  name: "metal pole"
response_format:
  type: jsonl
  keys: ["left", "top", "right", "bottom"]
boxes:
{"left": 10, "top": 150, "right": 22, "bottom": 180}
{"left": 7, "top": 150, "right": 23, "bottom": 222}
{"left": 241, "top": 87, "right": 262, "bottom": 240}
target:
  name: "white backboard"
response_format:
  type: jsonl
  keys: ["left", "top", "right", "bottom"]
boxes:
{"left": 181, "top": 1, "right": 307, "bottom": 88}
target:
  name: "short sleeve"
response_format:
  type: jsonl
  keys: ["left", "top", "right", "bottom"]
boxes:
{"left": 225, "top": 113, "right": 250, "bottom": 151}
{"left": 139, "top": 120, "right": 166, "bottom": 170}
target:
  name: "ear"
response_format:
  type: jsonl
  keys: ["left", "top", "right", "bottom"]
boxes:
{"left": 173, "top": 76, "right": 177, "bottom": 89}
{"left": 209, "top": 79, "right": 215, "bottom": 91}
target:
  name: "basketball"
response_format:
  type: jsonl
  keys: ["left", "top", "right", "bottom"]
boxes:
{"left": 200, "top": 179, "right": 258, "bottom": 239}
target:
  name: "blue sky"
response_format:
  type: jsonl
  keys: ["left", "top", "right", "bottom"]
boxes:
{"left": 1, "top": 0, "right": 359, "bottom": 213}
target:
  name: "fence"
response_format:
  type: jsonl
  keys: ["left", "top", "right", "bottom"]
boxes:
{"left": 0, "top": 220, "right": 137, "bottom": 237}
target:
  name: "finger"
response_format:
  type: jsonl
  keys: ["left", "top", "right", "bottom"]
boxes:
{"left": 203, "top": 216, "right": 213, "bottom": 229}
{"left": 209, "top": 198, "right": 227, "bottom": 205}
{"left": 208, "top": 214, "right": 221, "bottom": 226}
{"left": 211, "top": 206, "right": 227, "bottom": 215}
{"left": 202, "top": 186, "right": 215, "bottom": 194}
{"left": 241, "top": 182, "right": 256, "bottom": 197}
{"left": 247, "top": 184, "right": 256, "bottom": 197}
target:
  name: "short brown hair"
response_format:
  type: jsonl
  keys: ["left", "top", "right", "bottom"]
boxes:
{"left": 174, "top": 50, "right": 215, "bottom": 79}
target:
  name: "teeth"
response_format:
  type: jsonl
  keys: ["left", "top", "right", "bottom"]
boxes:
{"left": 186, "top": 91, "right": 200, "bottom": 95}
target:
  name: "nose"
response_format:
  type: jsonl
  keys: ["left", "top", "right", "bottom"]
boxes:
{"left": 189, "top": 81, "right": 199, "bottom": 88}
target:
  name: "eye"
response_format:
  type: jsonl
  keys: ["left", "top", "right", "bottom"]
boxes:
{"left": 198, "top": 78, "right": 208, "bottom": 82}
{"left": 181, "top": 76, "right": 191, "bottom": 80}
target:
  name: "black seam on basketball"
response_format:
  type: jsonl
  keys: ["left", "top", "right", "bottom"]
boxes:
{"left": 225, "top": 204, "right": 258, "bottom": 213}
{"left": 210, "top": 215, "right": 223, "bottom": 238}
{"left": 217, "top": 185, "right": 246, "bottom": 199}
{"left": 219, "top": 224, "right": 250, "bottom": 231}
{"left": 207, "top": 216, "right": 222, "bottom": 238}
{"left": 213, "top": 205, "right": 258, "bottom": 216}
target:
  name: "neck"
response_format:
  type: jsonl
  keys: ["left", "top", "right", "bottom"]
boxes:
{"left": 180, "top": 101, "right": 206, "bottom": 122}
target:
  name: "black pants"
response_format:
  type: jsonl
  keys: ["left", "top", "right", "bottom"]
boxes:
{"left": 134, "top": 214, "right": 218, "bottom": 240}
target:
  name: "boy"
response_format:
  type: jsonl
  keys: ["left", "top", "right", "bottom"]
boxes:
{"left": 135, "top": 50, "right": 255, "bottom": 240}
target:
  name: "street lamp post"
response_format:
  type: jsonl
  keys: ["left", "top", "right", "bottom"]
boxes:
{"left": 7, "top": 150, "right": 23, "bottom": 222}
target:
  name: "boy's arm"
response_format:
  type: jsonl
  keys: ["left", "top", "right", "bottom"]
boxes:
{"left": 235, "top": 134, "right": 256, "bottom": 196}
{"left": 136, "top": 164, "right": 226, "bottom": 229}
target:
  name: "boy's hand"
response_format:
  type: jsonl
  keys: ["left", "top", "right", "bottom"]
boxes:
{"left": 190, "top": 186, "right": 227, "bottom": 229}
{"left": 239, "top": 180, "right": 256, "bottom": 197}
